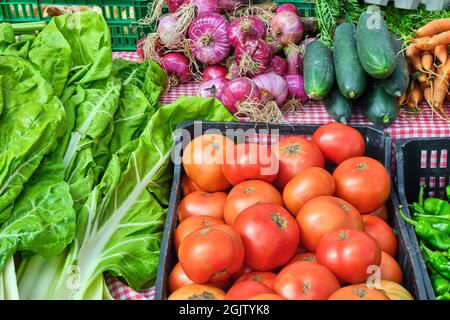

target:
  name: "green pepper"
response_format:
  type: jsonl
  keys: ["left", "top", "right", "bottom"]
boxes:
{"left": 446, "top": 185, "right": 450, "bottom": 202}
{"left": 436, "top": 292, "right": 450, "bottom": 300}
{"left": 410, "top": 202, "right": 426, "bottom": 216}
{"left": 400, "top": 207, "right": 450, "bottom": 250}
{"left": 431, "top": 275, "right": 450, "bottom": 295}
{"left": 424, "top": 198, "right": 450, "bottom": 216}
{"left": 419, "top": 184, "right": 425, "bottom": 206}
{"left": 421, "top": 243, "right": 450, "bottom": 280}
{"left": 413, "top": 215, "right": 450, "bottom": 235}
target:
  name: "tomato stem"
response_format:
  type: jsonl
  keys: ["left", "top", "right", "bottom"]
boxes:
{"left": 338, "top": 231, "right": 348, "bottom": 241}
{"left": 271, "top": 212, "right": 287, "bottom": 229}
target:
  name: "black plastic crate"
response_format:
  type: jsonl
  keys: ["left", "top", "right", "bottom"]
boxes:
{"left": 395, "top": 138, "right": 450, "bottom": 300}
{"left": 155, "top": 121, "right": 428, "bottom": 300}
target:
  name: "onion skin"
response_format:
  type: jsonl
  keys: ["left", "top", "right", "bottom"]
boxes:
{"left": 158, "top": 15, "right": 184, "bottom": 47}
{"left": 285, "top": 75, "right": 308, "bottom": 102}
{"left": 253, "top": 72, "right": 288, "bottom": 107}
{"left": 167, "top": 0, "right": 188, "bottom": 12}
{"left": 285, "top": 44, "right": 303, "bottom": 75}
{"left": 270, "top": 56, "right": 287, "bottom": 76}
{"left": 202, "top": 65, "right": 228, "bottom": 81}
{"left": 217, "top": 0, "right": 245, "bottom": 12}
{"left": 227, "top": 60, "right": 239, "bottom": 79}
{"left": 270, "top": 11, "right": 304, "bottom": 45}
{"left": 198, "top": 77, "right": 229, "bottom": 100}
{"left": 221, "top": 77, "right": 262, "bottom": 113}
{"left": 235, "top": 38, "right": 272, "bottom": 77}
{"left": 227, "top": 16, "right": 266, "bottom": 48}
{"left": 161, "top": 53, "right": 193, "bottom": 84}
{"left": 195, "top": 0, "right": 220, "bottom": 14}
{"left": 189, "top": 13, "right": 230, "bottom": 65}
{"left": 276, "top": 3, "right": 299, "bottom": 16}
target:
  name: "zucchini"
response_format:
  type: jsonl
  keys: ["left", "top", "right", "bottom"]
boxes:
{"left": 304, "top": 40, "right": 334, "bottom": 100}
{"left": 362, "top": 82, "right": 398, "bottom": 127}
{"left": 381, "top": 34, "right": 410, "bottom": 97}
{"left": 324, "top": 86, "right": 353, "bottom": 124}
{"left": 333, "top": 23, "right": 368, "bottom": 100}
{"left": 356, "top": 7, "right": 395, "bottom": 79}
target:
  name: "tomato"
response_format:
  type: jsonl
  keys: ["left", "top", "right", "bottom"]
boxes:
{"left": 234, "top": 204, "right": 300, "bottom": 271}
{"left": 287, "top": 252, "right": 317, "bottom": 265}
{"left": 248, "top": 293, "right": 286, "bottom": 300}
{"left": 283, "top": 167, "right": 335, "bottom": 216}
{"left": 376, "top": 280, "right": 413, "bottom": 300}
{"left": 311, "top": 123, "right": 365, "bottom": 165}
{"left": 328, "top": 284, "right": 389, "bottom": 300}
{"left": 225, "top": 280, "right": 274, "bottom": 300}
{"left": 364, "top": 203, "right": 388, "bottom": 221}
{"left": 168, "top": 263, "right": 230, "bottom": 293}
{"left": 362, "top": 215, "right": 397, "bottom": 257}
{"left": 178, "top": 191, "right": 227, "bottom": 222}
{"left": 272, "top": 136, "right": 325, "bottom": 189}
{"left": 296, "top": 196, "right": 364, "bottom": 251}
{"left": 333, "top": 157, "right": 390, "bottom": 213}
{"left": 224, "top": 180, "right": 283, "bottom": 225}
{"left": 168, "top": 284, "right": 226, "bottom": 300}
{"left": 178, "top": 224, "right": 244, "bottom": 283}
{"left": 222, "top": 143, "right": 278, "bottom": 185}
{"left": 236, "top": 272, "right": 277, "bottom": 289}
{"left": 183, "top": 134, "right": 234, "bottom": 192}
{"left": 181, "top": 175, "right": 203, "bottom": 196}
{"left": 316, "top": 229, "right": 382, "bottom": 284}
{"left": 174, "top": 215, "right": 224, "bottom": 252}
{"left": 379, "top": 252, "right": 403, "bottom": 284}
{"left": 273, "top": 261, "right": 340, "bottom": 300}
{"left": 231, "top": 265, "right": 253, "bottom": 282}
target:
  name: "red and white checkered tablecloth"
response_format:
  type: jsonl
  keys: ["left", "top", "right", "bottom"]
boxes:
{"left": 108, "top": 51, "right": 450, "bottom": 300}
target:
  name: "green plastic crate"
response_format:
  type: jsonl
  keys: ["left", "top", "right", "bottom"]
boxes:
{"left": 0, "top": 0, "right": 156, "bottom": 51}
{"left": 273, "top": 0, "right": 316, "bottom": 17}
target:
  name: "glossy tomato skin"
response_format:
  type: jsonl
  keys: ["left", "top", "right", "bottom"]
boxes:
{"left": 236, "top": 272, "right": 277, "bottom": 288}
{"left": 333, "top": 157, "right": 390, "bottom": 213}
{"left": 230, "top": 265, "right": 253, "bottom": 282}
{"left": 316, "top": 229, "right": 382, "bottom": 284}
{"left": 222, "top": 143, "right": 278, "bottom": 185}
{"left": 225, "top": 280, "right": 274, "bottom": 300}
{"left": 311, "top": 123, "right": 365, "bottom": 165}
{"left": 283, "top": 167, "right": 335, "bottom": 216}
{"left": 179, "top": 224, "right": 244, "bottom": 283}
{"left": 168, "top": 263, "right": 230, "bottom": 293}
{"left": 248, "top": 293, "right": 285, "bottom": 300}
{"left": 174, "top": 215, "right": 224, "bottom": 252}
{"left": 181, "top": 175, "right": 203, "bottom": 196}
{"left": 178, "top": 191, "right": 227, "bottom": 222}
{"left": 364, "top": 203, "right": 388, "bottom": 221}
{"left": 224, "top": 180, "right": 283, "bottom": 225}
{"left": 272, "top": 137, "right": 325, "bottom": 189}
{"left": 380, "top": 252, "right": 403, "bottom": 284}
{"left": 183, "top": 134, "right": 234, "bottom": 192}
{"left": 328, "top": 284, "right": 389, "bottom": 300}
{"left": 296, "top": 196, "right": 364, "bottom": 251}
{"left": 168, "top": 284, "right": 226, "bottom": 300}
{"left": 363, "top": 215, "right": 397, "bottom": 257}
{"left": 287, "top": 252, "right": 317, "bottom": 265}
{"left": 234, "top": 204, "right": 300, "bottom": 271}
{"left": 273, "top": 261, "right": 341, "bottom": 300}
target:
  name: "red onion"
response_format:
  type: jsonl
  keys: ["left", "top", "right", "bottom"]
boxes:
{"left": 202, "top": 65, "right": 228, "bottom": 81}
{"left": 270, "top": 11, "right": 304, "bottom": 45}
{"left": 227, "top": 16, "right": 266, "bottom": 48}
{"left": 195, "top": 0, "right": 220, "bottom": 14}
{"left": 189, "top": 13, "right": 230, "bottom": 65}
{"left": 198, "top": 77, "right": 228, "bottom": 99}
{"left": 276, "top": 3, "right": 299, "bottom": 16}
{"left": 253, "top": 72, "right": 288, "bottom": 107}
{"left": 217, "top": 0, "right": 244, "bottom": 12}
{"left": 270, "top": 56, "right": 287, "bottom": 76}
{"left": 167, "top": 0, "right": 188, "bottom": 12}
{"left": 284, "top": 44, "right": 303, "bottom": 75}
{"left": 285, "top": 75, "right": 308, "bottom": 102}
{"left": 158, "top": 15, "right": 184, "bottom": 47}
{"left": 235, "top": 38, "right": 272, "bottom": 77}
{"left": 221, "top": 77, "right": 262, "bottom": 113}
{"left": 161, "top": 53, "right": 193, "bottom": 84}
{"left": 227, "top": 60, "right": 239, "bottom": 79}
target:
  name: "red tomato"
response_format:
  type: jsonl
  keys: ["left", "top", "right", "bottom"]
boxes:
{"left": 168, "top": 263, "right": 230, "bottom": 293}
{"left": 364, "top": 203, "right": 388, "bottom": 221}
{"left": 174, "top": 215, "right": 224, "bottom": 252}
{"left": 328, "top": 284, "right": 389, "bottom": 300}
{"left": 283, "top": 167, "right": 335, "bottom": 216}
{"left": 225, "top": 280, "right": 274, "bottom": 300}
{"left": 222, "top": 143, "right": 278, "bottom": 185}
{"left": 234, "top": 204, "right": 300, "bottom": 271}
{"left": 181, "top": 175, "right": 203, "bottom": 196}
{"left": 362, "top": 215, "right": 397, "bottom": 257}
{"left": 169, "top": 284, "right": 226, "bottom": 300}
{"left": 273, "top": 261, "right": 341, "bottom": 300}
{"left": 248, "top": 293, "right": 285, "bottom": 300}
{"left": 272, "top": 136, "right": 325, "bottom": 189}
{"left": 311, "top": 123, "right": 365, "bottom": 165}
{"left": 231, "top": 265, "right": 253, "bottom": 282}
{"left": 178, "top": 224, "right": 244, "bottom": 283}
{"left": 287, "top": 252, "right": 317, "bottom": 265}
{"left": 316, "top": 229, "right": 382, "bottom": 284}
{"left": 236, "top": 272, "right": 277, "bottom": 289}
{"left": 183, "top": 134, "right": 234, "bottom": 192}
{"left": 178, "top": 191, "right": 227, "bottom": 222}
{"left": 379, "top": 252, "right": 403, "bottom": 284}
{"left": 333, "top": 157, "right": 390, "bottom": 213}
{"left": 296, "top": 196, "right": 364, "bottom": 251}
{"left": 224, "top": 180, "right": 283, "bottom": 225}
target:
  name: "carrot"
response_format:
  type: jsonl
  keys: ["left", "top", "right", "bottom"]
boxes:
{"left": 422, "top": 51, "right": 434, "bottom": 72}
{"left": 432, "top": 56, "right": 450, "bottom": 112}
{"left": 434, "top": 45, "right": 448, "bottom": 65}
{"left": 398, "top": 93, "right": 407, "bottom": 106}
{"left": 407, "top": 82, "right": 423, "bottom": 109}
{"left": 406, "top": 45, "right": 423, "bottom": 71}
{"left": 416, "top": 18, "right": 450, "bottom": 38}
{"left": 446, "top": 91, "right": 450, "bottom": 102}
{"left": 412, "top": 30, "right": 450, "bottom": 51}
{"left": 423, "top": 86, "right": 432, "bottom": 106}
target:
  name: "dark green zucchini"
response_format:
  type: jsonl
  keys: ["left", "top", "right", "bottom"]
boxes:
{"left": 324, "top": 86, "right": 353, "bottom": 124}
{"left": 333, "top": 23, "right": 368, "bottom": 100}
{"left": 381, "top": 34, "right": 410, "bottom": 97}
{"left": 304, "top": 40, "right": 335, "bottom": 100}
{"left": 362, "top": 81, "right": 398, "bottom": 127}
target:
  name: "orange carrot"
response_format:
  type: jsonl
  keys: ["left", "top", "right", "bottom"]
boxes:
{"left": 416, "top": 18, "right": 450, "bottom": 38}
{"left": 413, "top": 30, "right": 450, "bottom": 51}
{"left": 446, "top": 91, "right": 450, "bottom": 102}
{"left": 406, "top": 45, "right": 422, "bottom": 71}
{"left": 407, "top": 83, "right": 423, "bottom": 109}
{"left": 398, "top": 93, "right": 407, "bottom": 106}
{"left": 435, "top": 45, "right": 448, "bottom": 65}
{"left": 422, "top": 51, "right": 434, "bottom": 72}
{"left": 432, "top": 57, "right": 450, "bottom": 112}
{"left": 424, "top": 86, "right": 432, "bottom": 106}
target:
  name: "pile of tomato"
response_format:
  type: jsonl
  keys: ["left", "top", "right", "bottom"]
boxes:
{"left": 168, "top": 123, "right": 414, "bottom": 300}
